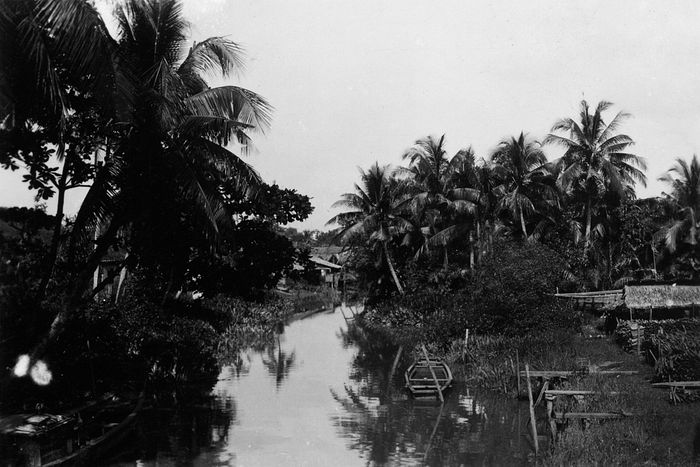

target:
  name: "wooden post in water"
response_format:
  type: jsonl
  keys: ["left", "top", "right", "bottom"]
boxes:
{"left": 463, "top": 328, "right": 469, "bottom": 362}
{"left": 421, "top": 344, "right": 444, "bottom": 403}
{"left": 422, "top": 403, "right": 444, "bottom": 463}
{"left": 636, "top": 325, "right": 642, "bottom": 356}
{"left": 388, "top": 346, "right": 403, "bottom": 383}
{"left": 525, "top": 364, "right": 539, "bottom": 454}
{"left": 516, "top": 349, "right": 521, "bottom": 396}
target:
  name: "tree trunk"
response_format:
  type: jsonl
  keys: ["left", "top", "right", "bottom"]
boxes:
{"left": 475, "top": 221, "right": 482, "bottom": 266}
{"left": 382, "top": 241, "right": 404, "bottom": 295}
{"left": 584, "top": 199, "right": 592, "bottom": 254}
{"left": 68, "top": 216, "right": 123, "bottom": 306}
{"left": 519, "top": 208, "right": 528, "bottom": 240}
{"left": 37, "top": 155, "right": 70, "bottom": 300}
{"left": 469, "top": 231, "right": 475, "bottom": 270}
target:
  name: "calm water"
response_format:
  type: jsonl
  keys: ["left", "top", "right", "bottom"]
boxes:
{"left": 109, "top": 306, "right": 533, "bottom": 466}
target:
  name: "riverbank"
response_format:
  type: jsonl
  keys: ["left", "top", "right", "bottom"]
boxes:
{"left": 442, "top": 324, "right": 700, "bottom": 465}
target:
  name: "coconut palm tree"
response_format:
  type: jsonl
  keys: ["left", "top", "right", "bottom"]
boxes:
{"left": 426, "top": 146, "right": 492, "bottom": 267}
{"left": 8, "top": 0, "right": 274, "bottom": 351}
{"left": 491, "top": 132, "right": 558, "bottom": 240}
{"left": 1, "top": 0, "right": 132, "bottom": 298}
{"left": 65, "top": 0, "right": 272, "bottom": 302}
{"left": 328, "top": 163, "right": 408, "bottom": 294}
{"left": 544, "top": 100, "right": 647, "bottom": 252}
{"left": 658, "top": 155, "right": 700, "bottom": 252}
{"left": 402, "top": 136, "right": 481, "bottom": 266}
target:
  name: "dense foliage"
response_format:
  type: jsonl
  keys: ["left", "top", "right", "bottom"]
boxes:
{"left": 329, "top": 104, "right": 700, "bottom": 295}
{"left": 615, "top": 319, "right": 700, "bottom": 383}
{"left": 364, "top": 240, "right": 580, "bottom": 346}
{"left": 0, "top": 0, "right": 311, "bottom": 402}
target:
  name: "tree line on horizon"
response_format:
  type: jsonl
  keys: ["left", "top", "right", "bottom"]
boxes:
{"left": 329, "top": 100, "right": 700, "bottom": 293}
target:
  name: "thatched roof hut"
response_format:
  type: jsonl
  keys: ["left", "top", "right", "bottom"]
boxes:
{"left": 624, "top": 285, "right": 700, "bottom": 310}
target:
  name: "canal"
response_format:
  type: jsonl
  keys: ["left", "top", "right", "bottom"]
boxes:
{"left": 109, "top": 305, "right": 533, "bottom": 466}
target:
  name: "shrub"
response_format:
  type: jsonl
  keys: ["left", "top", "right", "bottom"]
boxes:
{"left": 365, "top": 240, "right": 581, "bottom": 347}
{"left": 615, "top": 318, "right": 700, "bottom": 382}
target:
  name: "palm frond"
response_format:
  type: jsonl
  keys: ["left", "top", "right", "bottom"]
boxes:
{"left": 178, "top": 115, "right": 253, "bottom": 146}
{"left": 179, "top": 37, "right": 245, "bottom": 83}
{"left": 186, "top": 85, "right": 272, "bottom": 132}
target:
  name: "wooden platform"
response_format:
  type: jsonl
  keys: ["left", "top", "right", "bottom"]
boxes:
{"left": 554, "top": 289, "right": 624, "bottom": 311}
{"left": 552, "top": 411, "right": 633, "bottom": 420}
{"left": 519, "top": 369, "right": 638, "bottom": 378}
{"left": 651, "top": 381, "right": 700, "bottom": 404}
{"left": 651, "top": 381, "right": 700, "bottom": 388}
{"left": 544, "top": 390, "right": 621, "bottom": 396}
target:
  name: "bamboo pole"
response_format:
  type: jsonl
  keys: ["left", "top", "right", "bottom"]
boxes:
{"left": 516, "top": 349, "right": 521, "bottom": 396}
{"left": 636, "top": 326, "right": 642, "bottom": 356}
{"left": 421, "top": 344, "right": 444, "bottom": 403}
{"left": 463, "top": 328, "right": 469, "bottom": 362}
{"left": 525, "top": 364, "right": 539, "bottom": 454}
{"left": 388, "top": 346, "right": 403, "bottom": 383}
{"left": 422, "top": 403, "right": 444, "bottom": 463}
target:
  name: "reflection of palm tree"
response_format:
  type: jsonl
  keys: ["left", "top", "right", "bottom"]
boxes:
{"left": 261, "top": 336, "right": 296, "bottom": 389}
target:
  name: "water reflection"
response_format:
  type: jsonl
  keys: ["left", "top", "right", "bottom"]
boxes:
{"left": 110, "top": 386, "right": 236, "bottom": 465}
{"left": 261, "top": 336, "right": 296, "bottom": 389}
{"left": 107, "top": 306, "right": 533, "bottom": 466}
{"left": 333, "top": 318, "right": 532, "bottom": 465}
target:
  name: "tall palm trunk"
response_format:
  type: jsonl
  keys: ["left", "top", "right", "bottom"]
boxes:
{"left": 37, "top": 152, "right": 70, "bottom": 300}
{"left": 519, "top": 208, "right": 528, "bottom": 240}
{"left": 475, "top": 221, "right": 481, "bottom": 266}
{"left": 382, "top": 241, "right": 404, "bottom": 295}
{"left": 469, "top": 231, "right": 475, "bottom": 270}
{"left": 584, "top": 199, "right": 592, "bottom": 253}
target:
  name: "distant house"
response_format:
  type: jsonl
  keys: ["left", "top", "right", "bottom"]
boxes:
{"left": 310, "top": 246, "right": 352, "bottom": 266}
{"left": 309, "top": 255, "right": 343, "bottom": 286}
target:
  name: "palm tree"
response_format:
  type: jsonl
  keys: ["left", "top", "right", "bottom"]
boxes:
{"left": 12, "top": 0, "right": 274, "bottom": 350}
{"left": 659, "top": 155, "right": 700, "bottom": 252}
{"left": 491, "top": 132, "right": 558, "bottom": 240}
{"left": 328, "top": 163, "right": 408, "bottom": 294}
{"left": 1, "top": 0, "right": 131, "bottom": 298}
{"left": 429, "top": 146, "right": 492, "bottom": 267}
{"left": 402, "top": 135, "right": 480, "bottom": 265}
{"left": 544, "top": 100, "right": 647, "bottom": 252}
{"left": 65, "top": 0, "right": 272, "bottom": 301}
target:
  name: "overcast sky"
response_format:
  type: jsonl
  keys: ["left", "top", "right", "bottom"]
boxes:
{"left": 2, "top": 0, "right": 699, "bottom": 231}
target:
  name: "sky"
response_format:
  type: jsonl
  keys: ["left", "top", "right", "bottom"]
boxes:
{"left": 2, "top": 0, "right": 700, "bottom": 231}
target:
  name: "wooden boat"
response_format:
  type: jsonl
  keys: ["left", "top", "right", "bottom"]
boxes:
{"left": 0, "top": 393, "right": 144, "bottom": 466}
{"left": 405, "top": 358, "right": 453, "bottom": 397}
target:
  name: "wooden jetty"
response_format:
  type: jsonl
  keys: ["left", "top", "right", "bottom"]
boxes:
{"left": 519, "top": 369, "right": 638, "bottom": 379}
{"left": 651, "top": 381, "right": 700, "bottom": 404}
{"left": 554, "top": 289, "right": 624, "bottom": 311}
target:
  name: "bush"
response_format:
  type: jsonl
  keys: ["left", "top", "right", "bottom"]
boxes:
{"left": 365, "top": 240, "right": 581, "bottom": 347}
{"left": 615, "top": 318, "right": 700, "bottom": 382}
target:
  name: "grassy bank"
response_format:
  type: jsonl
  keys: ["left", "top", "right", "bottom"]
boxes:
{"left": 440, "top": 323, "right": 700, "bottom": 465}
{"left": 539, "top": 336, "right": 699, "bottom": 466}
